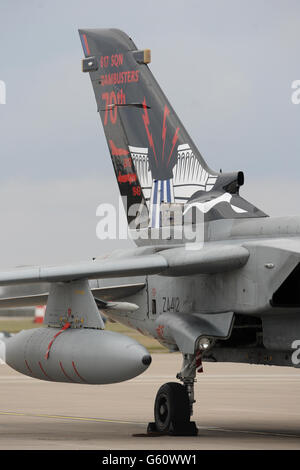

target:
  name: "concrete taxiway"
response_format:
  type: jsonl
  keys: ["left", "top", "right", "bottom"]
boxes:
{"left": 1, "top": 353, "right": 300, "bottom": 449}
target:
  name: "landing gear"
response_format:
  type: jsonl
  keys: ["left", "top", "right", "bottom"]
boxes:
{"left": 147, "top": 353, "right": 199, "bottom": 436}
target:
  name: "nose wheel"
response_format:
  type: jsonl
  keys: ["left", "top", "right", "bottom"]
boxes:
{"left": 147, "top": 354, "right": 199, "bottom": 436}
{"left": 155, "top": 382, "right": 189, "bottom": 430}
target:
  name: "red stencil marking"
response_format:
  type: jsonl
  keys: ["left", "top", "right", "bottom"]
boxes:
{"left": 72, "top": 361, "right": 87, "bottom": 383}
{"left": 38, "top": 361, "right": 52, "bottom": 380}
{"left": 45, "top": 322, "right": 71, "bottom": 360}
{"left": 25, "top": 359, "right": 32, "bottom": 374}
{"left": 59, "top": 361, "right": 76, "bottom": 383}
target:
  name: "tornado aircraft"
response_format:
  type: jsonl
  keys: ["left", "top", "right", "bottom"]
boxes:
{"left": 0, "top": 29, "right": 300, "bottom": 436}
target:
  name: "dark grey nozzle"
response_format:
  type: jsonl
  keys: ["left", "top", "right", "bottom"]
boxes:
{"left": 142, "top": 355, "right": 152, "bottom": 366}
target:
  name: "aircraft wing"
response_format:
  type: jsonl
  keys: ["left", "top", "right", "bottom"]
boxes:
{"left": 0, "top": 283, "right": 146, "bottom": 308}
{"left": 0, "top": 244, "right": 249, "bottom": 288}
{"left": 0, "top": 255, "right": 167, "bottom": 286}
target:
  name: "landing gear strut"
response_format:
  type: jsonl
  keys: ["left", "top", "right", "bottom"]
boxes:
{"left": 147, "top": 353, "right": 199, "bottom": 436}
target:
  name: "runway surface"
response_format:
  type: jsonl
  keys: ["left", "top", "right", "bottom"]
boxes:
{"left": 1, "top": 353, "right": 300, "bottom": 449}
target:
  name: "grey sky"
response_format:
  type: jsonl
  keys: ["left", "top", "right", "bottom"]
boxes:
{"left": 0, "top": 0, "right": 299, "bottom": 268}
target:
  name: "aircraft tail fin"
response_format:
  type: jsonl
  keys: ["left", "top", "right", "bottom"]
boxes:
{"left": 79, "top": 28, "right": 267, "bottom": 230}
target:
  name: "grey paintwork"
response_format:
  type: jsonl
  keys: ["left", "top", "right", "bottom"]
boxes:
{"left": 44, "top": 279, "right": 105, "bottom": 329}
{"left": 0, "top": 243, "right": 249, "bottom": 285}
{"left": 0, "top": 255, "right": 167, "bottom": 285}
{"left": 153, "top": 312, "right": 234, "bottom": 354}
{"left": 1, "top": 28, "right": 300, "bottom": 391}
{"left": 2, "top": 328, "right": 150, "bottom": 384}
{"left": 0, "top": 282, "right": 145, "bottom": 308}
{"left": 1, "top": 214, "right": 300, "bottom": 371}
{"left": 0, "top": 278, "right": 151, "bottom": 384}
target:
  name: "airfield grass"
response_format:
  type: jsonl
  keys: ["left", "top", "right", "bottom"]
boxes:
{"left": 0, "top": 316, "right": 167, "bottom": 353}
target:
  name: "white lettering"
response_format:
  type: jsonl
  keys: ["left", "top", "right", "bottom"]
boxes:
{"left": 291, "top": 80, "right": 300, "bottom": 104}
{"left": 96, "top": 203, "right": 116, "bottom": 240}
{"left": 0, "top": 80, "right": 6, "bottom": 104}
{"left": 291, "top": 339, "right": 300, "bottom": 365}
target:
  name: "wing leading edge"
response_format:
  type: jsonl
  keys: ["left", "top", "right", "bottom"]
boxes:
{"left": 0, "top": 245, "right": 249, "bottom": 287}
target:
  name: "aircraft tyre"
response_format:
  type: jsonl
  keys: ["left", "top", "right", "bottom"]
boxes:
{"left": 148, "top": 382, "right": 198, "bottom": 436}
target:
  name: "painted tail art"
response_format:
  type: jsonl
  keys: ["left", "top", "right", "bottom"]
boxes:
{"left": 79, "top": 28, "right": 267, "bottom": 235}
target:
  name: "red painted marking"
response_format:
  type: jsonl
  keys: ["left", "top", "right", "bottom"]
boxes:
{"left": 100, "top": 53, "right": 124, "bottom": 68}
{"left": 72, "top": 362, "right": 86, "bottom": 383}
{"left": 59, "top": 361, "right": 76, "bottom": 383}
{"left": 117, "top": 172, "right": 137, "bottom": 184}
{"left": 39, "top": 361, "right": 52, "bottom": 380}
{"left": 156, "top": 324, "right": 165, "bottom": 339}
{"left": 82, "top": 34, "right": 90, "bottom": 56}
{"left": 100, "top": 70, "right": 139, "bottom": 86}
{"left": 111, "top": 53, "right": 123, "bottom": 68}
{"left": 45, "top": 322, "right": 71, "bottom": 360}
{"left": 109, "top": 140, "right": 129, "bottom": 156}
{"left": 25, "top": 359, "right": 32, "bottom": 374}
{"left": 116, "top": 88, "right": 126, "bottom": 105}
{"left": 102, "top": 91, "right": 126, "bottom": 125}
{"left": 142, "top": 97, "right": 158, "bottom": 166}
{"left": 132, "top": 185, "right": 141, "bottom": 196}
{"left": 167, "top": 127, "right": 179, "bottom": 166}
{"left": 162, "top": 105, "right": 170, "bottom": 161}
{"left": 123, "top": 157, "right": 132, "bottom": 168}
{"left": 100, "top": 55, "right": 109, "bottom": 68}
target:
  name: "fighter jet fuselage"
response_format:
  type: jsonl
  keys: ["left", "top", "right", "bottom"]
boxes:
{"left": 0, "top": 29, "right": 299, "bottom": 436}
